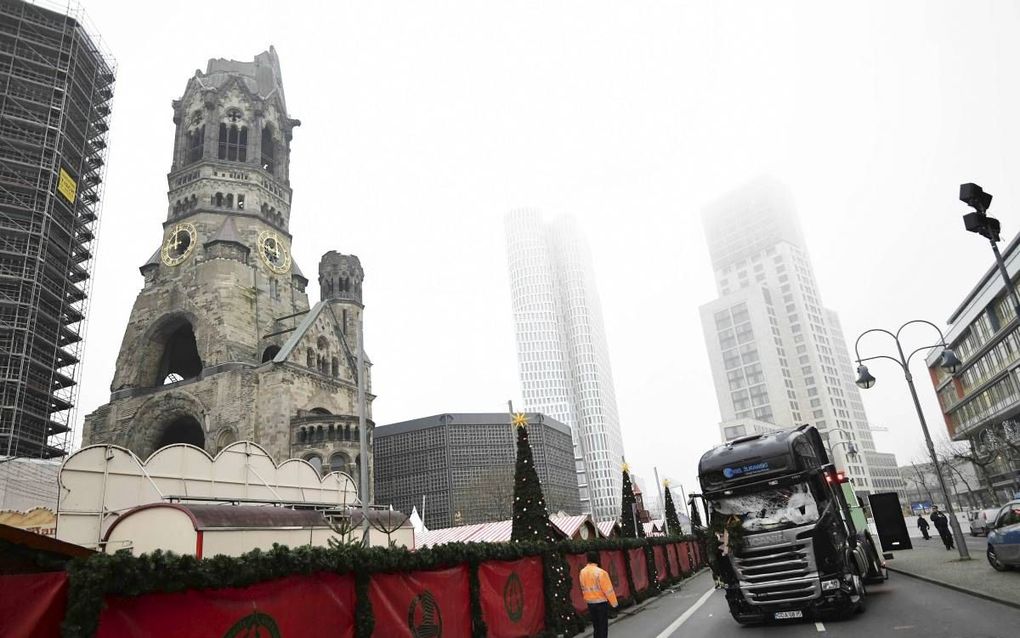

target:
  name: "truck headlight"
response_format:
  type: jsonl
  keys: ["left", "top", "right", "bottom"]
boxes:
{"left": 821, "top": 578, "right": 840, "bottom": 591}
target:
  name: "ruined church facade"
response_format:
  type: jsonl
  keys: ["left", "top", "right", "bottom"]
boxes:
{"left": 83, "top": 49, "right": 373, "bottom": 490}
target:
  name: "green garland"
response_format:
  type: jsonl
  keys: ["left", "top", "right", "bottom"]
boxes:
{"left": 61, "top": 535, "right": 701, "bottom": 638}
{"left": 707, "top": 515, "right": 747, "bottom": 555}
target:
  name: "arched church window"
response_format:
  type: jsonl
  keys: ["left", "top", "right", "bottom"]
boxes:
{"left": 214, "top": 192, "right": 223, "bottom": 207}
{"left": 237, "top": 194, "right": 245, "bottom": 210}
{"left": 329, "top": 452, "right": 349, "bottom": 473}
{"left": 328, "top": 425, "right": 336, "bottom": 441}
{"left": 331, "top": 357, "right": 339, "bottom": 377}
{"left": 306, "top": 348, "right": 314, "bottom": 368}
{"left": 214, "top": 429, "right": 236, "bottom": 454}
{"left": 261, "top": 345, "right": 280, "bottom": 362}
{"left": 261, "top": 126, "right": 275, "bottom": 173}
{"left": 155, "top": 321, "right": 202, "bottom": 386}
{"left": 298, "top": 427, "right": 307, "bottom": 444}
{"left": 225, "top": 193, "right": 233, "bottom": 208}
{"left": 304, "top": 454, "right": 323, "bottom": 476}
{"left": 186, "top": 124, "right": 204, "bottom": 165}
{"left": 218, "top": 114, "right": 249, "bottom": 162}
{"left": 317, "top": 336, "right": 329, "bottom": 351}
{"left": 155, "top": 415, "right": 205, "bottom": 450}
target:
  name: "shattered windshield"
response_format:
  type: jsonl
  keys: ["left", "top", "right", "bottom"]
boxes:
{"left": 711, "top": 482, "right": 820, "bottom": 532}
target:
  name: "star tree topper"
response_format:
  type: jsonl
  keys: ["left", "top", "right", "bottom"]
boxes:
{"left": 512, "top": 412, "right": 528, "bottom": 428}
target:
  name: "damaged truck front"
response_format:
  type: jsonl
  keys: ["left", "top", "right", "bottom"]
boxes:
{"left": 696, "top": 425, "right": 886, "bottom": 624}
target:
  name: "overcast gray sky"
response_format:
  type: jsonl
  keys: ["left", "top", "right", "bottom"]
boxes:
{"left": 73, "top": 0, "right": 1020, "bottom": 507}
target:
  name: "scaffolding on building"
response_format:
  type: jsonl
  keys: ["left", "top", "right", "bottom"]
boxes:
{"left": 0, "top": 0, "right": 115, "bottom": 459}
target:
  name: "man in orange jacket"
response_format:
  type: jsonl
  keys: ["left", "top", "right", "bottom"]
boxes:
{"left": 580, "top": 551, "right": 618, "bottom": 638}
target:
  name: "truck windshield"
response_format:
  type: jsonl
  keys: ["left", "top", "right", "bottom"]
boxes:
{"left": 711, "top": 481, "right": 820, "bottom": 532}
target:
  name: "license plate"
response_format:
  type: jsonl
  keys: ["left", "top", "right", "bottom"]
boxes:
{"left": 774, "top": 611, "right": 804, "bottom": 620}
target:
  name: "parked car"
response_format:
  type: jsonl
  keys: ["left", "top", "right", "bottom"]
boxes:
{"left": 987, "top": 500, "right": 1020, "bottom": 571}
{"left": 970, "top": 507, "right": 1003, "bottom": 536}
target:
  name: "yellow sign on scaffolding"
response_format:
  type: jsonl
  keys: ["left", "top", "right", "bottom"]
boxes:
{"left": 57, "top": 167, "right": 77, "bottom": 203}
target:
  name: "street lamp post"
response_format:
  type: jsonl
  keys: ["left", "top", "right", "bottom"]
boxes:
{"left": 960, "top": 182, "right": 1020, "bottom": 318}
{"left": 854, "top": 319, "right": 970, "bottom": 559}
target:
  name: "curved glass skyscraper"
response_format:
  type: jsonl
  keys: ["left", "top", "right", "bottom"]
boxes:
{"left": 505, "top": 209, "right": 625, "bottom": 520}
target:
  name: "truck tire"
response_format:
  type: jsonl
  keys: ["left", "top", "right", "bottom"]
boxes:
{"left": 836, "top": 563, "right": 866, "bottom": 619}
{"left": 861, "top": 532, "right": 886, "bottom": 584}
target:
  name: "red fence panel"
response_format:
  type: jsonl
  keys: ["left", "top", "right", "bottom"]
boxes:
{"left": 98, "top": 573, "right": 354, "bottom": 638}
{"left": 370, "top": 566, "right": 471, "bottom": 638}
{"left": 479, "top": 557, "right": 545, "bottom": 637}
{"left": 677, "top": 542, "right": 691, "bottom": 574}
{"left": 625, "top": 548, "right": 649, "bottom": 593}
{"left": 599, "top": 550, "right": 631, "bottom": 600}
{"left": 652, "top": 545, "right": 667, "bottom": 582}
{"left": 564, "top": 553, "right": 588, "bottom": 615}
{"left": 0, "top": 572, "right": 67, "bottom": 638}
{"left": 693, "top": 541, "right": 703, "bottom": 568}
{"left": 666, "top": 543, "right": 679, "bottom": 578}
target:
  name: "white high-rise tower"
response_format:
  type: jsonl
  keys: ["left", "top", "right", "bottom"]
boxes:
{"left": 505, "top": 209, "right": 626, "bottom": 520}
{"left": 698, "top": 178, "right": 903, "bottom": 494}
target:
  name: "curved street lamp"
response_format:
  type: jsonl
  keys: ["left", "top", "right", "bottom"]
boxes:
{"left": 854, "top": 319, "right": 970, "bottom": 559}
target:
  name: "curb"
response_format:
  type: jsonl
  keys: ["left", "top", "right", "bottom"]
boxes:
{"left": 886, "top": 565, "right": 1020, "bottom": 611}
{"left": 575, "top": 569, "right": 711, "bottom": 638}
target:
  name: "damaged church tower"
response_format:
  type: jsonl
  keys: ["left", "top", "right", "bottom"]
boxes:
{"left": 83, "top": 49, "right": 373, "bottom": 490}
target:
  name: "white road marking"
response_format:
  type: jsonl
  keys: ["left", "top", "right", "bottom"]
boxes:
{"left": 816, "top": 621, "right": 826, "bottom": 632}
{"left": 655, "top": 586, "right": 717, "bottom": 638}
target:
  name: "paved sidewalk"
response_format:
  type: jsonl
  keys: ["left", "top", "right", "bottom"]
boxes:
{"left": 885, "top": 534, "right": 1020, "bottom": 608}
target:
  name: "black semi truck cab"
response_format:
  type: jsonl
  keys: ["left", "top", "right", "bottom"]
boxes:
{"left": 697, "top": 425, "right": 885, "bottom": 624}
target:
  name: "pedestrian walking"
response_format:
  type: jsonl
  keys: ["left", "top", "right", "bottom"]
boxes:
{"left": 930, "top": 506, "right": 954, "bottom": 550}
{"left": 580, "top": 551, "right": 618, "bottom": 638}
{"left": 916, "top": 514, "right": 930, "bottom": 540}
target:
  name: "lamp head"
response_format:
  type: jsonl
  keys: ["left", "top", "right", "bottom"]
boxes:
{"left": 939, "top": 349, "right": 962, "bottom": 374}
{"left": 960, "top": 183, "right": 993, "bottom": 213}
{"left": 855, "top": 364, "right": 876, "bottom": 389}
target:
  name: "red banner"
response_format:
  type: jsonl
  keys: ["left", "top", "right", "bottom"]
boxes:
{"left": 625, "top": 548, "right": 648, "bottom": 593}
{"left": 479, "top": 557, "right": 545, "bottom": 637}
{"left": 652, "top": 545, "right": 667, "bottom": 582}
{"left": 564, "top": 553, "right": 588, "bottom": 615}
{"left": 98, "top": 573, "right": 354, "bottom": 638}
{"left": 677, "top": 542, "right": 691, "bottom": 574}
{"left": 0, "top": 572, "right": 67, "bottom": 638}
{"left": 370, "top": 566, "right": 471, "bottom": 638}
{"left": 598, "top": 550, "right": 631, "bottom": 600}
{"left": 666, "top": 543, "right": 679, "bottom": 578}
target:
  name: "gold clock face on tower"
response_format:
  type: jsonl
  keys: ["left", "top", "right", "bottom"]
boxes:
{"left": 257, "top": 229, "right": 291, "bottom": 274}
{"left": 160, "top": 222, "right": 197, "bottom": 267}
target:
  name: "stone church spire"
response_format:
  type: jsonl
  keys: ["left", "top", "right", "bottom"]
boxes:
{"left": 83, "top": 51, "right": 375, "bottom": 480}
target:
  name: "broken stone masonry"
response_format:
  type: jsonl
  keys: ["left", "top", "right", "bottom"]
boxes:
{"left": 82, "top": 48, "right": 373, "bottom": 495}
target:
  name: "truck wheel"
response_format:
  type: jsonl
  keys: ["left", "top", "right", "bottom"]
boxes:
{"left": 836, "top": 565, "right": 866, "bottom": 619}
{"left": 987, "top": 547, "right": 1012, "bottom": 572}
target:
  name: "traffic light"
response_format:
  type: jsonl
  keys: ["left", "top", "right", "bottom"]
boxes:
{"left": 825, "top": 469, "right": 850, "bottom": 485}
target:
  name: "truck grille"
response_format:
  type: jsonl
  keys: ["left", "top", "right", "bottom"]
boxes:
{"left": 731, "top": 525, "right": 820, "bottom": 605}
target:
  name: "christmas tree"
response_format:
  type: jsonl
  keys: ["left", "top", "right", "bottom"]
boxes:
{"left": 509, "top": 412, "right": 557, "bottom": 543}
{"left": 619, "top": 462, "right": 645, "bottom": 538}
{"left": 663, "top": 480, "right": 683, "bottom": 537}
{"left": 688, "top": 496, "right": 703, "bottom": 530}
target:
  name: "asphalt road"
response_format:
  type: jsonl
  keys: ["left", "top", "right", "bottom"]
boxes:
{"left": 596, "top": 568, "right": 1020, "bottom": 638}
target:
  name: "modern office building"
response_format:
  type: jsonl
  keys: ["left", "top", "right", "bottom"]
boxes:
{"left": 373, "top": 412, "right": 581, "bottom": 530}
{"left": 898, "top": 458, "right": 987, "bottom": 512}
{"left": 926, "top": 232, "right": 1020, "bottom": 502}
{"left": 505, "top": 209, "right": 626, "bottom": 520}
{"left": 699, "top": 178, "right": 901, "bottom": 494}
{"left": 0, "top": 0, "right": 115, "bottom": 459}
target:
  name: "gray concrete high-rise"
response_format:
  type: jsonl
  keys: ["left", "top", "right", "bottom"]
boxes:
{"left": 698, "top": 178, "right": 902, "bottom": 494}
{"left": 0, "top": 0, "right": 115, "bottom": 459}
{"left": 505, "top": 209, "right": 625, "bottom": 520}
{"left": 373, "top": 412, "right": 581, "bottom": 530}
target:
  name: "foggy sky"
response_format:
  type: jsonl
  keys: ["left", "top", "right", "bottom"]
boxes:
{"left": 72, "top": 0, "right": 1020, "bottom": 505}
